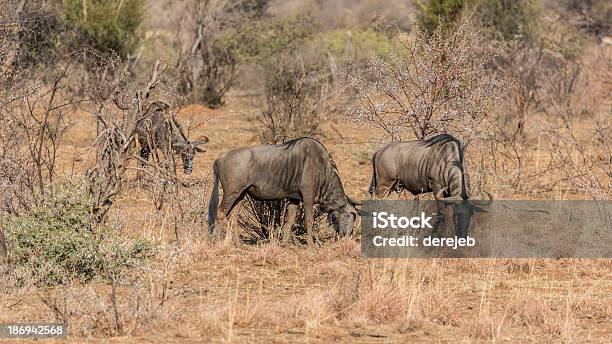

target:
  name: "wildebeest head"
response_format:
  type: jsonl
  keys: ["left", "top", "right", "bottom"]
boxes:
{"left": 328, "top": 196, "right": 362, "bottom": 237}
{"left": 435, "top": 188, "right": 493, "bottom": 238}
{"left": 173, "top": 137, "right": 209, "bottom": 174}
{"left": 168, "top": 115, "right": 210, "bottom": 175}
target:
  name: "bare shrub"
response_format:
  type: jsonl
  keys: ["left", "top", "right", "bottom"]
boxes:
{"left": 238, "top": 198, "right": 292, "bottom": 243}
{"left": 148, "top": 178, "right": 212, "bottom": 247}
{"left": 238, "top": 198, "right": 330, "bottom": 244}
{"left": 491, "top": 40, "right": 542, "bottom": 142}
{"left": 491, "top": 16, "right": 587, "bottom": 141}
{"left": 542, "top": 69, "right": 610, "bottom": 201}
{"left": 85, "top": 57, "right": 179, "bottom": 225}
{"left": 482, "top": 42, "right": 561, "bottom": 192}
{"left": 485, "top": 17, "right": 609, "bottom": 195}
{"left": 76, "top": 52, "right": 214, "bottom": 248}
{"left": 0, "top": 0, "right": 61, "bottom": 84}
{"left": 545, "top": 103, "right": 611, "bottom": 201}
{"left": 0, "top": 57, "right": 81, "bottom": 215}
{"left": 35, "top": 247, "right": 183, "bottom": 337}
{"left": 177, "top": 0, "right": 271, "bottom": 108}
{"left": 258, "top": 51, "right": 331, "bottom": 144}
{"left": 343, "top": 20, "right": 506, "bottom": 143}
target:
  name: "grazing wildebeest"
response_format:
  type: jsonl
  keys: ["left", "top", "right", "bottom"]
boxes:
{"left": 208, "top": 137, "right": 361, "bottom": 245}
{"left": 369, "top": 133, "right": 492, "bottom": 237}
{"left": 135, "top": 101, "right": 209, "bottom": 174}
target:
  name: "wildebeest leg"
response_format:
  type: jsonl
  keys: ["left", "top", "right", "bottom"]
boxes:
{"left": 431, "top": 184, "right": 446, "bottom": 238}
{"left": 301, "top": 192, "right": 315, "bottom": 245}
{"left": 218, "top": 190, "right": 244, "bottom": 218}
{"left": 282, "top": 203, "right": 298, "bottom": 245}
{"left": 373, "top": 176, "right": 396, "bottom": 198}
{"left": 225, "top": 201, "right": 242, "bottom": 245}
{"left": 217, "top": 189, "right": 245, "bottom": 244}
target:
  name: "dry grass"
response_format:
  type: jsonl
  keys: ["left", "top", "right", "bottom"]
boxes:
{"left": 1, "top": 239, "right": 610, "bottom": 342}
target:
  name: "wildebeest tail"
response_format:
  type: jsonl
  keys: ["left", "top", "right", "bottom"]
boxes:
{"left": 207, "top": 159, "right": 220, "bottom": 235}
{"left": 368, "top": 152, "right": 378, "bottom": 197}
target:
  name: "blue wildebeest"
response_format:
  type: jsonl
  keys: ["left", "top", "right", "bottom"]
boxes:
{"left": 135, "top": 101, "right": 209, "bottom": 174}
{"left": 208, "top": 137, "right": 362, "bottom": 245}
{"left": 369, "top": 133, "right": 492, "bottom": 237}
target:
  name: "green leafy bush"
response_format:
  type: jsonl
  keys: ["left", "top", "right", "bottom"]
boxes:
{"left": 416, "top": 0, "right": 540, "bottom": 42}
{"left": 1, "top": 0, "right": 64, "bottom": 80}
{"left": 62, "top": 0, "right": 144, "bottom": 58}
{"left": 236, "top": 11, "right": 319, "bottom": 62}
{"left": 472, "top": 0, "right": 540, "bottom": 42}
{"left": 4, "top": 185, "right": 150, "bottom": 286}
{"left": 560, "top": 0, "right": 611, "bottom": 37}
{"left": 177, "top": 0, "right": 273, "bottom": 108}
{"left": 315, "top": 28, "right": 392, "bottom": 64}
{"left": 416, "top": 0, "right": 466, "bottom": 35}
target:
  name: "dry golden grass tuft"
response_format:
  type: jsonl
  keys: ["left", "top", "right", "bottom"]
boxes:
{"left": 2, "top": 238, "right": 610, "bottom": 342}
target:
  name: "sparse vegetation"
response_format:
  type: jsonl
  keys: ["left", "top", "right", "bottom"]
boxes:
{"left": 416, "top": 0, "right": 466, "bottom": 34}
{"left": 3, "top": 185, "right": 150, "bottom": 286}
{"left": 343, "top": 20, "right": 506, "bottom": 143}
{"left": 62, "top": 0, "right": 145, "bottom": 58}
{"left": 416, "top": 0, "right": 540, "bottom": 41}
{"left": 177, "top": 0, "right": 273, "bottom": 107}
{"left": 560, "top": 0, "right": 612, "bottom": 38}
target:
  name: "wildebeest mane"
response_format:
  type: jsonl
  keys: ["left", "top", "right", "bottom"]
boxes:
{"left": 423, "top": 133, "right": 459, "bottom": 148}
{"left": 279, "top": 138, "right": 342, "bottom": 191}
{"left": 422, "top": 133, "right": 464, "bottom": 166}
{"left": 279, "top": 137, "right": 329, "bottom": 153}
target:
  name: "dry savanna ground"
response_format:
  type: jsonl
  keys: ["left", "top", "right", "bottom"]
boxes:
{"left": 1, "top": 95, "right": 610, "bottom": 343}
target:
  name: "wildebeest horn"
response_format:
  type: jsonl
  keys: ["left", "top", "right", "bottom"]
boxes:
{"left": 347, "top": 196, "right": 362, "bottom": 206}
{"left": 472, "top": 191, "right": 493, "bottom": 206}
{"left": 191, "top": 136, "right": 209, "bottom": 145}
{"left": 435, "top": 188, "right": 448, "bottom": 201}
{"left": 435, "top": 187, "right": 462, "bottom": 204}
